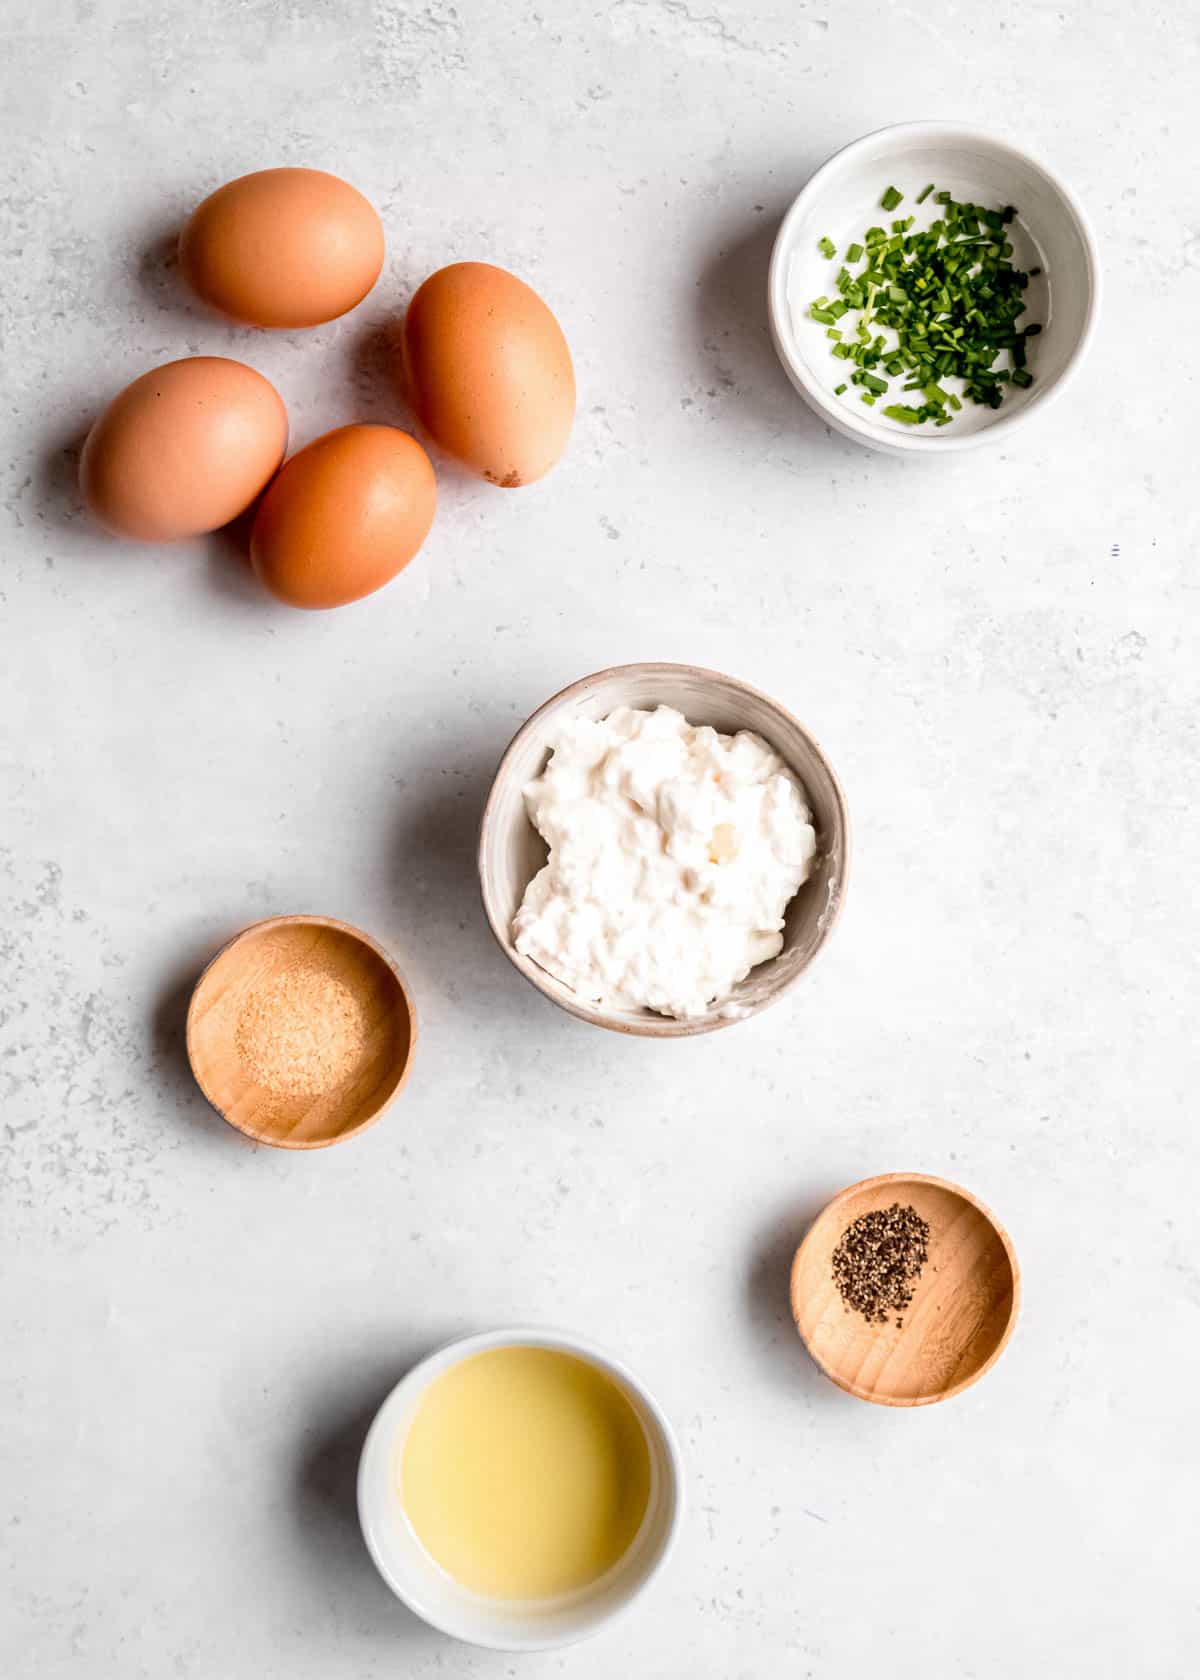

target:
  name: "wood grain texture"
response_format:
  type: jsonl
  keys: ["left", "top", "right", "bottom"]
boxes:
{"left": 477, "top": 663, "right": 850, "bottom": 1038}
{"left": 185, "top": 914, "right": 415, "bottom": 1150}
{"left": 790, "top": 1173, "right": 1019, "bottom": 1406}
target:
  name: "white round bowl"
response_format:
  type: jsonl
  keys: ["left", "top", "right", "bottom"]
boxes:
{"left": 768, "top": 122, "right": 1100, "bottom": 455}
{"left": 478, "top": 663, "right": 849, "bottom": 1037}
{"left": 357, "top": 1327, "right": 684, "bottom": 1651}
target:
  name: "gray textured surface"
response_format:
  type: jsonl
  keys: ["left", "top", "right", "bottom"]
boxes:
{"left": 2, "top": 2, "right": 1198, "bottom": 1676}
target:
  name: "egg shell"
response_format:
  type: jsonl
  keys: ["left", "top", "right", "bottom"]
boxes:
{"left": 79, "top": 357, "right": 289, "bottom": 542}
{"left": 179, "top": 168, "right": 385, "bottom": 329}
{"left": 401, "top": 262, "right": 575, "bottom": 488}
{"left": 249, "top": 424, "right": 436, "bottom": 610}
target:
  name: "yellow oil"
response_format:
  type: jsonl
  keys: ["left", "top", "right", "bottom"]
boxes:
{"left": 400, "top": 1345, "right": 652, "bottom": 1601}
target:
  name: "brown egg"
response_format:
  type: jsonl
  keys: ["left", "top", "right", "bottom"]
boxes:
{"left": 249, "top": 424, "right": 436, "bottom": 609}
{"left": 179, "top": 168, "right": 385, "bottom": 329}
{"left": 401, "top": 262, "right": 575, "bottom": 487}
{"left": 79, "top": 357, "right": 288, "bottom": 542}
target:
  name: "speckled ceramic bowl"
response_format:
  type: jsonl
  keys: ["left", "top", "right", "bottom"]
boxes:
{"left": 478, "top": 663, "right": 850, "bottom": 1037}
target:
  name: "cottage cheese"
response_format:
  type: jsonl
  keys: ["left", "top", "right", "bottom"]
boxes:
{"left": 513, "top": 705, "right": 817, "bottom": 1019}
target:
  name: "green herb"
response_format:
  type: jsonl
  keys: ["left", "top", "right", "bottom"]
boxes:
{"left": 805, "top": 181, "right": 1042, "bottom": 427}
{"left": 833, "top": 382, "right": 847, "bottom": 395}
{"left": 818, "top": 235, "right": 836, "bottom": 260}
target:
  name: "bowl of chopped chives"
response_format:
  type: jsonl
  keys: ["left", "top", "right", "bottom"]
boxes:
{"left": 767, "top": 123, "right": 1100, "bottom": 454}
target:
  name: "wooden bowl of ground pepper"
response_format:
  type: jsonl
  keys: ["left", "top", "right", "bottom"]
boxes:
{"left": 790, "top": 1172, "right": 1019, "bottom": 1406}
{"left": 186, "top": 914, "right": 416, "bottom": 1149}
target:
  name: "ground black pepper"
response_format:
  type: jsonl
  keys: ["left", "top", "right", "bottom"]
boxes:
{"left": 831, "top": 1202, "right": 930, "bottom": 1327}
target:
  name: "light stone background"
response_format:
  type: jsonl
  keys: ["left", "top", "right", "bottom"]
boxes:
{"left": 3, "top": 2, "right": 1198, "bottom": 1676}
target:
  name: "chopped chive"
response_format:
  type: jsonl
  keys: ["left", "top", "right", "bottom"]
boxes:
{"left": 833, "top": 382, "right": 847, "bottom": 395}
{"left": 806, "top": 182, "right": 1040, "bottom": 426}
{"left": 818, "top": 235, "right": 836, "bottom": 260}
{"left": 883, "top": 404, "right": 922, "bottom": 424}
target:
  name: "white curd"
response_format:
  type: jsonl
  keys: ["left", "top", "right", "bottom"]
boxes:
{"left": 513, "top": 705, "right": 817, "bottom": 1019}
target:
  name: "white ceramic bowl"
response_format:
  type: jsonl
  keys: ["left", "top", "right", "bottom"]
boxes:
{"left": 357, "top": 1327, "right": 683, "bottom": 1651}
{"left": 478, "top": 663, "right": 849, "bottom": 1037}
{"left": 768, "top": 122, "right": 1100, "bottom": 455}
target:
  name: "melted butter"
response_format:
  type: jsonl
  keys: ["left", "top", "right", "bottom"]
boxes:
{"left": 400, "top": 1346, "right": 651, "bottom": 1601}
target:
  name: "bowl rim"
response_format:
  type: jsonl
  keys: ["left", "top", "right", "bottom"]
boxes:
{"left": 477, "top": 661, "right": 851, "bottom": 1038}
{"left": 184, "top": 911, "right": 417, "bottom": 1150}
{"left": 356, "top": 1324, "right": 685, "bottom": 1651}
{"left": 767, "top": 119, "right": 1103, "bottom": 455}
{"left": 789, "top": 1170, "right": 1022, "bottom": 1406}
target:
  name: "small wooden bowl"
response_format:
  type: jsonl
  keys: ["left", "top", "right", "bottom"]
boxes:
{"left": 186, "top": 915, "right": 416, "bottom": 1149}
{"left": 790, "top": 1173, "right": 1019, "bottom": 1406}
